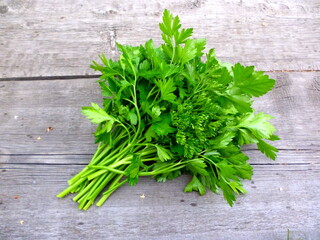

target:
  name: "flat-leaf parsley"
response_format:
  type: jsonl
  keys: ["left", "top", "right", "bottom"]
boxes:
{"left": 57, "top": 10, "right": 279, "bottom": 210}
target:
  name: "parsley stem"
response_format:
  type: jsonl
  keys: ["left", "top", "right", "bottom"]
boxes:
{"left": 97, "top": 177, "right": 128, "bottom": 206}
{"left": 89, "top": 165, "right": 125, "bottom": 175}
{"left": 88, "top": 172, "right": 117, "bottom": 200}
{"left": 78, "top": 173, "right": 112, "bottom": 210}
{"left": 72, "top": 177, "right": 99, "bottom": 202}
{"left": 87, "top": 158, "right": 130, "bottom": 180}
{"left": 68, "top": 144, "right": 111, "bottom": 185}
{"left": 57, "top": 177, "right": 87, "bottom": 198}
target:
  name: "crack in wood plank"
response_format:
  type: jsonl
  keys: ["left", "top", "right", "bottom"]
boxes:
{"left": 0, "top": 70, "right": 319, "bottom": 81}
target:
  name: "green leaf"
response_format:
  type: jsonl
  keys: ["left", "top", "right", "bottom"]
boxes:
{"left": 98, "top": 81, "right": 113, "bottom": 97}
{"left": 237, "top": 112, "right": 276, "bottom": 139}
{"left": 127, "top": 110, "right": 138, "bottom": 125}
{"left": 90, "top": 60, "right": 104, "bottom": 72}
{"left": 103, "top": 98, "right": 112, "bottom": 110}
{"left": 210, "top": 131, "right": 235, "bottom": 149}
{"left": 199, "top": 172, "right": 219, "bottom": 193}
{"left": 184, "top": 175, "right": 206, "bottom": 195}
{"left": 137, "top": 81, "right": 150, "bottom": 101}
{"left": 269, "top": 134, "right": 280, "bottom": 141}
{"left": 218, "top": 67, "right": 233, "bottom": 85}
{"left": 159, "top": 62, "right": 180, "bottom": 79}
{"left": 151, "top": 106, "right": 161, "bottom": 118}
{"left": 233, "top": 163, "right": 253, "bottom": 180}
{"left": 155, "top": 145, "right": 173, "bottom": 162}
{"left": 174, "top": 27, "right": 193, "bottom": 45}
{"left": 155, "top": 78, "right": 177, "bottom": 103}
{"left": 139, "top": 59, "right": 151, "bottom": 72}
{"left": 170, "top": 144, "right": 184, "bottom": 156}
{"left": 214, "top": 160, "right": 248, "bottom": 206}
{"left": 145, "top": 126, "right": 157, "bottom": 142}
{"left": 144, "top": 39, "right": 166, "bottom": 67}
{"left": 152, "top": 114, "right": 176, "bottom": 136}
{"left": 176, "top": 39, "right": 206, "bottom": 64}
{"left": 222, "top": 94, "right": 253, "bottom": 113}
{"left": 218, "top": 180, "right": 236, "bottom": 206}
{"left": 257, "top": 139, "right": 279, "bottom": 160}
{"left": 228, "top": 153, "right": 250, "bottom": 165}
{"left": 159, "top": 9, "right": 181, "bottom": 43}
{"left": 228, "top": 181, "right": 247, "bottom": 195}
{"left": 156, "top": 170, "right": 181, "bottom": 182}
{"left": 237, "top": 128, "right": 259, "bottom": 145}
{"left": 81, "top": 103, "right": 116, "bottom": 125}
{"left": 95, "top": 121, "right": 114, "bottom": 135}
{"left": 186, "top": 159, "right": 209, "bottom": 176}
{"left": 205, "top": 49, "right": 219, "bottom": 69}
{"left": 125, "top": 155, "right": 146, "bottom": 186}
{"left": 216, "top": 160, "right": 239, "bottom": 182}
{"left": 232, "top": 63, "right": 276, "bottom": 97}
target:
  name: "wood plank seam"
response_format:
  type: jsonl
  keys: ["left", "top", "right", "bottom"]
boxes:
{"left": 0, "top": 70, "right": 319, "bottom": 82}
{"left": 0, "top": 162, "right": 315, "bottom": 166}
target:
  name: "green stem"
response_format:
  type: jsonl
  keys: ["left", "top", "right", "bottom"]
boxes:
{"left": 89, "top": 160, "right": 186, "bottom": 177}
{"left": 87, "top": 157, "right": 130, "bottom": 180}
{"left": 71, "top": 137, "right": 131, "bottom": 184}
{"left": 75, "top": 127, "right": 126, "bottom": 176}
{"left": 87, "top": 148, "right": 157, "bottom": 180}
{"left": 88, "top": 172, "right": 116, "bottom": 200}
{"left": 89, "top": 165, "right": 126, "bottom": 175}
{"left": 72, "top": 177, "right": 99, "bottom": 202}
{"left": 68, "top": 145, "right": 111, "bottom": 185}
{"left": 78, "top": 173, "right": 110, "bottom": 209}
{"left": 90, "top": 142, "right": 105, "bottom": 162}
{"left": 97, "top": 178, "right": 128, "bottom": 206}
{"left": 83, "top": 166, "right": 126, "bottom": 210}
{"left": 57, "top": 177, "right": 87, "bottom": 198}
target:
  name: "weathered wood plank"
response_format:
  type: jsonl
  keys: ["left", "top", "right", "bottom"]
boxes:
{"left": 0, "top": 149, "right": 319, "bottom": 165}
{"left": 0, "top": 0, "right": 319, "bottom": 78}
{"left": 0, "top": 163, "right": 319, "bottom": 239}
{"left": 1, "top": 72, "right": 319, "bottom": 156}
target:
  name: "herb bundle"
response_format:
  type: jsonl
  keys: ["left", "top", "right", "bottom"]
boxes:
{"left": 57, "top": 10, "right": 279, "bottom": 210}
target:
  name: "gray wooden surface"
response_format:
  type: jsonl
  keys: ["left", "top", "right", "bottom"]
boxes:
{"left": 0, "top": 0, "right": 319, "bottom": 239}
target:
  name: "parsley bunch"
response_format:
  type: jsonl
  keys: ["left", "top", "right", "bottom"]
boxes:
{"left": 57, "top": 10, "right": 279, "bottom": 210}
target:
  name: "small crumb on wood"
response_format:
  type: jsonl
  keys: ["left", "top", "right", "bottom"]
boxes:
{"left": 140, "top": 194, "right": 145, "bottom": 199}
{"left": 13, "top": 195, "right": 19, "bottom": 199}
{"left": 36, "top": 137, "right": 41, "bottom": 140}
{"left": 279, "top": 187, "right": 283, "bottom": 191}
{"left": 20, "top": 220, "right": 24, "bottom": 225}
{"left": 261, "top": 22, "right": 267, "bottom": 27}
{"left": 46, "top": 126, "right": 53, "bottom": 132}
{"left": 14, "top": 116, "right": 18, "bottom": 120}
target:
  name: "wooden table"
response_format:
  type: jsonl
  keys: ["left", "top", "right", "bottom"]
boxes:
{"left": 1, "top": 1, "right": 319, "bottom": 239}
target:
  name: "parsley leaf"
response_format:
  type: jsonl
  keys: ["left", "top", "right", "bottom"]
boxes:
{"left": 184, "top": 175, "right": 207, "bottom": 195}
{"left": 232, "top": 63, "right": 276, "bottom": 97}
{"left": 81, "top": 103, "right": 116, "bottom": 125}
{"left": 257, "top": 139, "right": 279, "bottom": 160}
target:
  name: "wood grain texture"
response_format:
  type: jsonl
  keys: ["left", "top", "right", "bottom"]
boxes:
{"left": 0, "top": 163, "right": 319, "bottom": 240}
{"left": 1, "top": 149, "right": 319, "bottom": 165}
{"left": 1, "top": 72, "right": 319, "bottom": 156}
{"left": 0, "top": 0, "right": 319, "bottom": 78}
{"left": 0, "top": 1, "right": 319, "bottom": 239}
